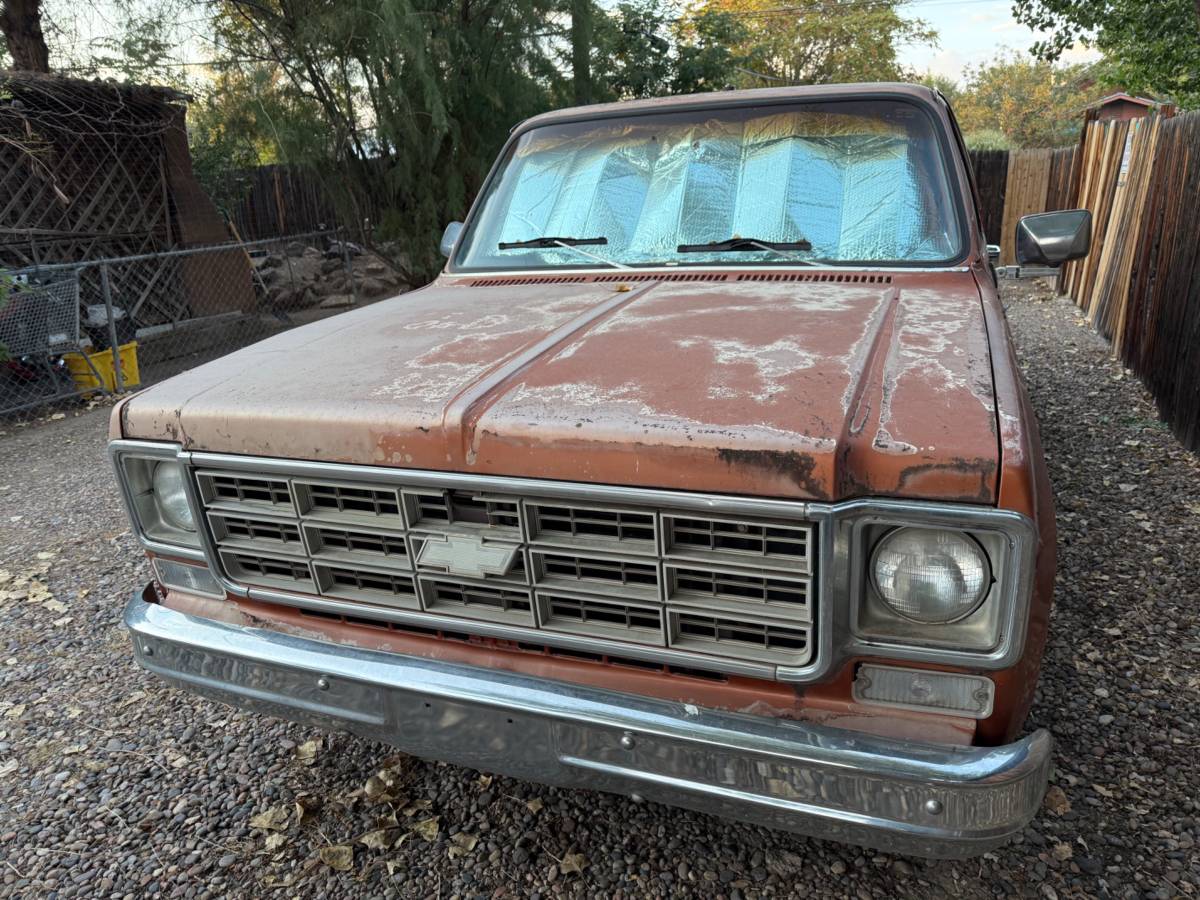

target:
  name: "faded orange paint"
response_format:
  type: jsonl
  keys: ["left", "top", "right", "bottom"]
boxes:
{"left": 117, "top": 270, "right": 999, "bottom": 504}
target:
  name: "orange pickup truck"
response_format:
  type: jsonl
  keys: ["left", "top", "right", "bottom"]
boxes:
{"left": 111, "top": 83, "right": 1091, "bottom": 857}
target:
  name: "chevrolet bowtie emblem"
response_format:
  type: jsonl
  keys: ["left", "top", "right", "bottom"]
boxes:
{"left": 416, "top": 534, "right": 518, "bottom": 579}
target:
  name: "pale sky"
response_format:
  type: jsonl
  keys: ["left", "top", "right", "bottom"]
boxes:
{"left": 897, "top": 0, "right": 1100, "bottom": 82}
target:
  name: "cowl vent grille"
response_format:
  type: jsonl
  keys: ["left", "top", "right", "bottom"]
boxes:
{"left": 736, "top": 272, "right": 892, "bottom": 284}
{"left": 194, "top": 464, "right": 818, "bottom": 678}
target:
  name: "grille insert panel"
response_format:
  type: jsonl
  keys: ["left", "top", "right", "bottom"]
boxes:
{"left": 305, "top": 523, "right": 410, "bottom": 570}
{"left": 294, "top": 480, "right": 403, "bottom": 528}
{"left": 664, "top": 514, "right": 813, "bottom": 572}
{"left": 198, "top": 472, "right": 294, "bottom": 514}
{"left": 196, "top": 464, "right": 818, "bottom": 678}
{"left": 670, "top": 612, "right": 810, "bottom": 665}
{"left": 315, "top": 563, "right": 418, "bottom": 608}
{"left": 537, "top": 591, "right": 663, "bottom": 644}
{"left": 528, "top": 501, "right": 656, "bottom": 551}
{"left": 532, "top": 549, "right": 659, "bottom": 601}
{"left": 667, "top": 564, "right": 812, "bottom": 619}
{"left": 420, "top": 578, "right": 534, "bottom": 625}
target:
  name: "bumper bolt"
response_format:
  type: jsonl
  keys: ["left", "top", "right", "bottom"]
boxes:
{"left": 317, "top": 677, "right": 330, "bottom": 691}
{"left": 619, "top": 732, "right": 636, "bottom": 750}
{"left": 924, "top": 799, "right": 944, "bottom": 815}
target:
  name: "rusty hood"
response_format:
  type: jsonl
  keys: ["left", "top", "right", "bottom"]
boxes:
{"left": 120, "top": 272, "right": 1000, "bottom": 503}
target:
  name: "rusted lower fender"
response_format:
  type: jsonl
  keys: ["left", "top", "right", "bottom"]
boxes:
{"left": 974, "top": 265, "right": 1056, "bottom": 744}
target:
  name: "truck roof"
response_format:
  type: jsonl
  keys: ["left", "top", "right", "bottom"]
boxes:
{"left": 519, "top": 82, "right": 943, "bottom": 131}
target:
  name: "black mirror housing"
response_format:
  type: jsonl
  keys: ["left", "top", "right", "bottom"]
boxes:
{"left": 439, "top": 221, "right": 464, "bottom": 259}
{"left": 1016, "top": 209, "right": 1092, "bottom": 267}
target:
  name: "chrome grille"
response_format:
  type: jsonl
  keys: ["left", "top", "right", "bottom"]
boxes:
{"left": 195, "top": 464, "right": 817, "bottom": 677}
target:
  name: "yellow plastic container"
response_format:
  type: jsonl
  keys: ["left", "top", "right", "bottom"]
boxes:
{"left": 65, "top": 341, "right": 141, "bottom": 394}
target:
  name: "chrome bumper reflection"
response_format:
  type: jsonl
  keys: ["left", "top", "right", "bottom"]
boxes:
{"left": 124, "top": 590, "right": 1050, "bottom": 858}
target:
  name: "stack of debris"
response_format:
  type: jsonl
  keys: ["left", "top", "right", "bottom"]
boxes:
{"left": 252, "top": 241, "right": 407, "bottom": 312}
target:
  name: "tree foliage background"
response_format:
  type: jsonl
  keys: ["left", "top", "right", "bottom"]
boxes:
{"left": 0, "top": 0, "right": 1169, "bottom": 278}
{"left": 1013, "top": 0, "right": 1200, "bottom": 108}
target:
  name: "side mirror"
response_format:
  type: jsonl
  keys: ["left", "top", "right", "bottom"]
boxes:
{"left": 1016, "top": 209, "right": 1091, "bottom": 267}
{"left": 439, "top": 221, "right": 463, "bottom": 259}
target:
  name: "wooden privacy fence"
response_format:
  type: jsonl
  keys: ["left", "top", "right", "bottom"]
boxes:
{"left": 971, "top": 111, "right": 1200, "bottom": 452}
{"left": 970, "top": 147, "right": 1076, "bottom": 257}
{"left": 1060, "top": 111, "right": 1200, "bottom": 451}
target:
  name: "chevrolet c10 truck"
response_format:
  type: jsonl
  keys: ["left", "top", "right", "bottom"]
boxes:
{"left": 110, "top": 83, "right": 1092, "bottom": 858}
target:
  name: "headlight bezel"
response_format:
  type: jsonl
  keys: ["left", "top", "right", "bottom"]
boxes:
{"left": 110, "top": 441, "right": 205, "bottom": 557}
{"left": 841, "top": 502, "right": 1035, "bottom": 669}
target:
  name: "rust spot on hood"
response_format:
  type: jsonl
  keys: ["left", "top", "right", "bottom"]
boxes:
{"left": 716, "top": 447, "right": 829, "bottom": 501}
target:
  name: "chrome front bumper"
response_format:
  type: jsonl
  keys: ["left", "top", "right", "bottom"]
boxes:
{"left": 124, "top": 591, "right": 1051, "bottom": 859}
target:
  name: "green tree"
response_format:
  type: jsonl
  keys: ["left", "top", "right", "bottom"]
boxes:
{"left": 212, "top": 0, "right": 562, "bottom": 281}
{"left": 700, "top": 0, "right": 937, "bottom": 86}
{"left": 951, "top": 52, "right": 1108, "bottom": 147}
{"left": 1014, "top": 0, "right": 1200, "bottom": 107}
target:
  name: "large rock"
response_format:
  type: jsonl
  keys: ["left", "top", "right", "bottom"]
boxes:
{"left": 320, "top": 258, "right": 342, "bottom": 275}
{"left": 285, "top": 241, "right": 305, "bottom": 258}
{"left": 358, "top": 277, "right": 392, "bottom": 298}
{"left": 318, "top": 293, "right": 356, "bottom": 309}
{"left": 364, "top": 261, "right": 387, "bottom": 276}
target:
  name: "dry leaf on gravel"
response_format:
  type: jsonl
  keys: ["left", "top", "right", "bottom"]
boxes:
{"left": 1043, "top": 785, "right": 1071, "bottom": 816}
{"left": 35, "top": 551, "right": 56, "bottom": 560}
{"left": 476, "top": 774, "right": 493, "bottom": 789}
{"left": 0, "top": 759, "right": 17, "bottom": 777}
{"left": 249, "top": 804, "right": 291, "bottom": 832}
{"left": 263, "top": 833, "right": 287, "bottom": 852}
{"left": 401, "top": 798, "right": 432, "bottom": 818}
{"left": 44, "top": 599, "right": 68, "bottom": 613}
{"left": 559, "top": 851, "right": 587, "bottom": 875}
{"left": 294, "top": 738, "right": 322, "bottom": 766}
{"left": 448, "top": 832, "right": 477, "bottom": 859}
{"left": 61, "top": 744, "right": 87, "bottom": 755}
{"left": 357, "top": 828, "right": 400, "bottom": 851}
{"left": 319, "top": 844, "right": 354, "bottom": 871}
{"left": 52, "top": 616, "right": 72, "bottom": 627}
{"left": 410, "top": 817, "right": 439, "bottom": 842}
{"left": 525, "top": 797, "right": 543, "bottom": 814}
{"left": 294, "top": 797, "right": 321, "bottom": 825}
{"left": 4, "top": 704, "right": 26, "bottom": 719}
{"left": 364, "top": 774, "right": 404, "bottom": 803}
{"left": 117, "top": 691, "right": 146, "bottom": 709}
{"left": 1051, "top": 842, "right": 1073, "bottom": 861}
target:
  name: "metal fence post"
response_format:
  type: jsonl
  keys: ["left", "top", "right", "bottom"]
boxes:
{"left": 340, "top": 228, "right": 359, "bottom": 305}
{"left": 100, "top": 262, "right": 124, "bottom": 393}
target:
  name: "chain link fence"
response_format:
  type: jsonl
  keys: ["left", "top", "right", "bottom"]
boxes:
{"left": 1, "top": 230, "right": 408, "bottom": 418}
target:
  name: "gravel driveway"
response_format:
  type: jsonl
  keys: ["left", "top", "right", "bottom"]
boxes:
{"left": 1, "top": 281, "right": 1197, "bottom": 899}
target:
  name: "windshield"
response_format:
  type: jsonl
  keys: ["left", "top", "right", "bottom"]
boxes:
{"left": 454, "top": 98, "right": 964, "bottom": 271}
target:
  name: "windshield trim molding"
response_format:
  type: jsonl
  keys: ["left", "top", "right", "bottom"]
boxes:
{"left": 447, "top": 89, "right": 976, "bottom": 277}
{"left": 441, "top": 264, "right": 973, "bottom": 280}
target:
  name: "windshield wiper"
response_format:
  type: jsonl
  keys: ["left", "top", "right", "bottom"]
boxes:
{"left": 497, "top": 235, "right": 628, "bottom": 270}
{"left": 498, "top": 236, "right": 607, "bottom": 249}
{"left": 677, "top": 236, "right": 815, "bottom": 263}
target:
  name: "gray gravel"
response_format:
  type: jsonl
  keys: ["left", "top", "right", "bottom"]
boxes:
{"left": 0, "top": 280, "right": 1197, "bottom": 899}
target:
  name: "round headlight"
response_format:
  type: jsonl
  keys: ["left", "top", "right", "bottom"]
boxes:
{"left": 152, "top": 462, "right": 195, "bottom": 532}
{"left": 871, "top": 527, "right": 990, "bottom": 624}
